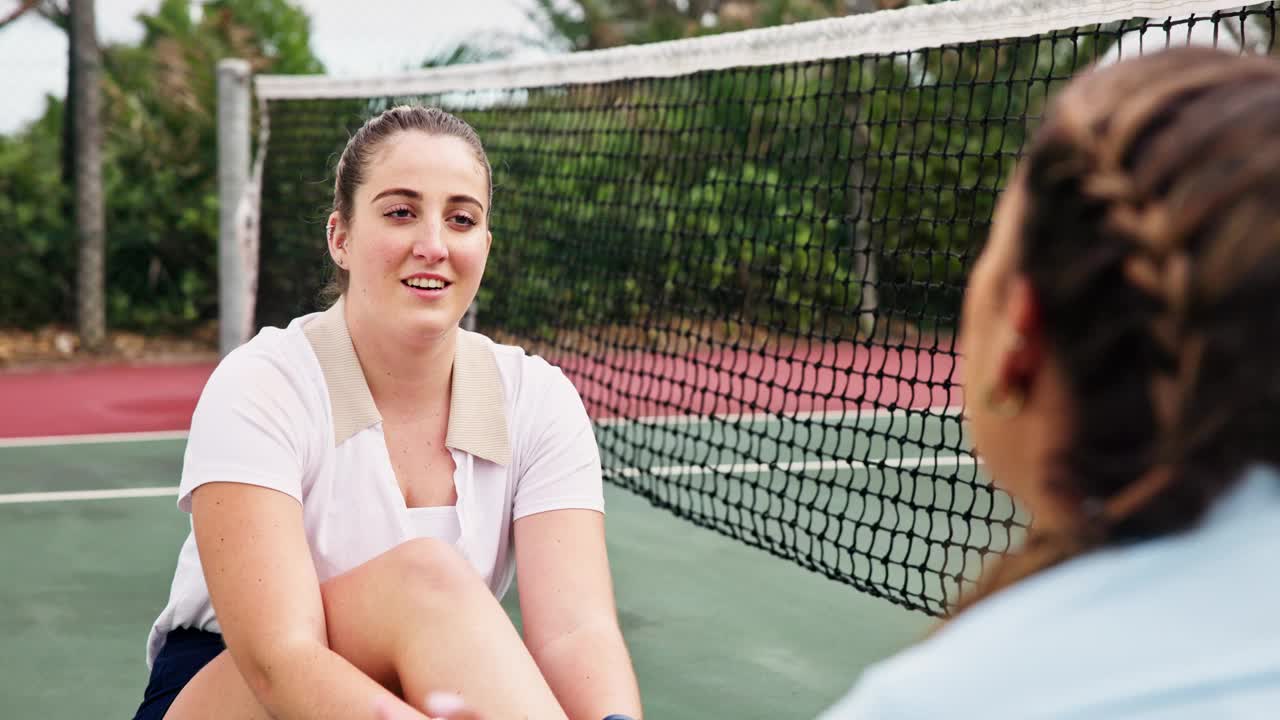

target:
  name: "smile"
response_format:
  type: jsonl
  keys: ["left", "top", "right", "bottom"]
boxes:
{"left": 403, "top": 277, "right": 449, "bottom": 290}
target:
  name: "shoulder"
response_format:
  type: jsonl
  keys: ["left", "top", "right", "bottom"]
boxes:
{"left": 179, "top": 314, "right": 329, "bottom": 509}
{"left": 470, "top": 332, "right": 582, "bottom": 408}
{"left": 197, "top": 313, "right": 327, "bottom": 413}
{"left": 824, "top": 557, "right": 1127, "bottom": 719}
{"left": 833, "top": 503, "right": 1280, "bottom": 720}
{"left": 468, "top": 333, "right": 593, "bottom": 468}
{"left": 821, "top": 614, "right": 1003, "bottom": 718}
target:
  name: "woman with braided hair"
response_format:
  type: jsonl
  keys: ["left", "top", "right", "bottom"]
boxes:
{"left": 814, "top": 45, "right": 1280, "bottom": 719}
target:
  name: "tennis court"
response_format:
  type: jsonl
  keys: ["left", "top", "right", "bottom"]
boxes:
{"left": 7, "top": 1, "right": 1266, "bottom": 717}
{"left": 0, "top": 403, "right": 953, "bottom": 719}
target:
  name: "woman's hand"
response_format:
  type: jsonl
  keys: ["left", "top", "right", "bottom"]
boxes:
{"left": 373, "top": 692, "right": 484, "bottom": 720}
{"left": 374, "top": 693, "right": 637, "bottom": 720}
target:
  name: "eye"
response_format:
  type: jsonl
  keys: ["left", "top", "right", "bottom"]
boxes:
{"left": 448, "top": 212, "right": 478, "bottom": 228}
{"left": 384, "top": 204, "right": 414, "bottom": 219}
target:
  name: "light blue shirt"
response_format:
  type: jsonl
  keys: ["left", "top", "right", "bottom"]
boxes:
{"left": 820, "top": 465, "right": 1280, "bottom": 719}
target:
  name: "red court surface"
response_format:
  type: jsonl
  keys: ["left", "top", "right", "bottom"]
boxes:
{"left": 0, "top": 339, "right": 962, "bottom": 439}
{"left": 0, "top": 362, "right": 216, "bottom": 439}
{"left": 551, "top": 340, "right": 965, "bottom": 419}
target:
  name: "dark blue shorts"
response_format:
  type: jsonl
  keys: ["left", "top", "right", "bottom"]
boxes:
{"left": 132, "top": 628, "right": 225, "bottom": 720}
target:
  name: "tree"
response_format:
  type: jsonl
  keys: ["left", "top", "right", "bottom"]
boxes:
{"left": 5, "top": 0, "right": 110, "bottom": 349}
{"left": 0, "top": 0, "right": 325, "bottom": 333}
{"left": 1, "top": 2, "right": 74, "bottom": 189}
{"left": 70, "top": 0, "right": 105, "bottom": 350}
{"left": 517, "top": 0, "right": 912, "bottom": 51}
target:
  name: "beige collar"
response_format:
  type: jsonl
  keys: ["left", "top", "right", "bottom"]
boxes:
{"left": 303, "top": 298, "right": 511, "bottom": 466}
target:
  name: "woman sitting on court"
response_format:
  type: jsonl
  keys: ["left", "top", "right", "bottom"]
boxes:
{"left": 133, "top": 106, "right": 642, "bottom": 720}
{"left": 818, "top": 46, "right": 1280, "bottom": 718}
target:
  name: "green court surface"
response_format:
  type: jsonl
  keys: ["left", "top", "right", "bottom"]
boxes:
{"left": 0, "top": 424, "right": 949, "bottom": 719}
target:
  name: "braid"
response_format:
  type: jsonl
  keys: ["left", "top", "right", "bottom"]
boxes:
{"left": 950, "top": 48, "right": 1280, "bottom": 616}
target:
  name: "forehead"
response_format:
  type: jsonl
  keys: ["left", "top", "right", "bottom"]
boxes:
{"left": 360, "top": 131, "right": 488, "bottom": 198}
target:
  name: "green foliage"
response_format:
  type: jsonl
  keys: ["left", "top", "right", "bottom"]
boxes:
{"left": 206, "top": 0, "right": 323, "bottom": 75}
{"left": 463, "top": 73, "right": 863, "bottom": 336}
{"left": 255, "top": 96, "right": 371, "bottom": 327}
{"left": 522, "top": 0, "right": 857, "bottom": 51}
{"left": 0, "top": 0, "right": 323, "bottom": 330}
{"left": 9, "top": 0, "right": 1260, "bottom": 339}
{"left": 255, "top": 0, "right": 1098, "bottom": 340}
{"left": 0, "top": 102, "right": 74, "bottom": 326}
{"left": 253, "top": 33, "right": 1104, "bottom": 339}
{"left": 471, "top": 39, "right": 1096, "bottom": 337}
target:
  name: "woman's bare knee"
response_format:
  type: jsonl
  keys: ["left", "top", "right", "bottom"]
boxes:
{"left": 345, "top": 540, "right": 559, "bottom": 718}
{"left": 387, "top": 537, "right": 487, "bottom": 600}
{"left": 319, "top": 538, "right": 497, "bottom": 688}
{"left": 168, "top": 541, "right": 544, "bottom": 719}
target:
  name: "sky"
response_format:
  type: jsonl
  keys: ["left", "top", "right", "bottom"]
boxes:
{"left": 0, "top": 0, "right": 546, "bottom": 134}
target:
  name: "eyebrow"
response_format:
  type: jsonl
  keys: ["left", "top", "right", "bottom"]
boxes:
{"left": 371, "top": 188, "right": 485, "bottom": 213}
{"left": 371, "top": 188, "right": 421, "bottom": 202}
{"left": 449, "top": 194, "right": 486, "bottom": 213}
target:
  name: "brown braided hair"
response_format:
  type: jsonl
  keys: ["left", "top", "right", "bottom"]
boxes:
{"left": 952, "top": 47, "right": 1280, "bottom": 615}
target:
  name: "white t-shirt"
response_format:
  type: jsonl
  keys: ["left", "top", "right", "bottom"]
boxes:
{"left": 819, "top": 465, "right": 1280, "bottom": 719}
{"left": 146, "top": 299, "right": 605, "bottom": 665}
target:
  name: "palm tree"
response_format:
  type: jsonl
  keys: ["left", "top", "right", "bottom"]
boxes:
{"left": 70, "top": 0, "right": 105, "bottom": 350}
{"left": 5, "top": 0, "right": 106, "bottom": 349}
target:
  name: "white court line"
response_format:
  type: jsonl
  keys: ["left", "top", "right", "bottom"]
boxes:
{"left": 603, "top": 455, "right": 977, "bottom": 479}
{"left": 0, "top": 486, "right": 177, "bottom": 505}
{"left": 0, "top": 414, "right": 967, "bottom": 503}
{"left": 595, "top": 405, "right": 963, "bottom": 428}
{"left": 0, "top": 430, "right": 189, "bottom": 449}
{"left": 1, "top": 457, "right": 976, "bottom": 505}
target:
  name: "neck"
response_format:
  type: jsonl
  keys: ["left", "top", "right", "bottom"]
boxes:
{"left": 345, "top": 300, "right": 455, "bottom": 415}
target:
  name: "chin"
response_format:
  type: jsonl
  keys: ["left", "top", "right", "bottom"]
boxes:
{"left": 391, "top": 306, "right": 462, "bottom": 339}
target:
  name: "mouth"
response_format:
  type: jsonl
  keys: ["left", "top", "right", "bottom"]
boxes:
{"left": 402, "top": 276, "right": 452, "bottom": 297}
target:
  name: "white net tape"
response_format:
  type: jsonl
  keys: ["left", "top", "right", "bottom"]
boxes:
{"left": 256, "top": 0, "right": 1264, "bottom": 99}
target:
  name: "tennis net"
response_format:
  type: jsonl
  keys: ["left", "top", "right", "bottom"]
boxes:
{"left": 242, "top": 0, "right": 1278, "bottom": 614}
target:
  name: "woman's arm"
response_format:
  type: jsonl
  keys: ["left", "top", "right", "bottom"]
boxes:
{"left": 191, "top": 481, "right": 413, "bottom": 719}
{"left": 514, "top": 508, "right": 642, "bottom": 720}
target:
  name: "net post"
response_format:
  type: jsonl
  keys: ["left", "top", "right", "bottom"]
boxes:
{"left": 217, "top": 58, "right": 252, "bottom": 357}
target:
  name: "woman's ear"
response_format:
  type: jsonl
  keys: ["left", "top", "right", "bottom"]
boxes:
{"left": 997, "top": 275, "right": 1045, "bottom": 393}
{"left": 327, "top": 211, "right": 348, "bottom": 269}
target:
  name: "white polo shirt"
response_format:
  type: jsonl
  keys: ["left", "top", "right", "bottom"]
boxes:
{"left": 146, "top": 299, "right": 605, "bottom": 666}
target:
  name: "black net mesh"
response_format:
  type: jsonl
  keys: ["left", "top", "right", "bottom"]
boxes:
{"left": 255, "top": 4, "right": 1278, "bottom": 615}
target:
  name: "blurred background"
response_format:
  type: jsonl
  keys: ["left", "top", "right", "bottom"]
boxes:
{"left": 0, "top": 0, "right": 909, "bottom": 365}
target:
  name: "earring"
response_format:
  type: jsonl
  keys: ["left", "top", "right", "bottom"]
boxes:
{"left": 981, "top": 383, "right": 1025, "bottom": 418}
{"left": 326, "top": 223, "right": 336, "bottom": 242}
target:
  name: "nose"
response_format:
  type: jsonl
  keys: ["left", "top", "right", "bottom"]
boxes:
{"left": 412, "top": 219, "right": 449, "bottom": 264}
